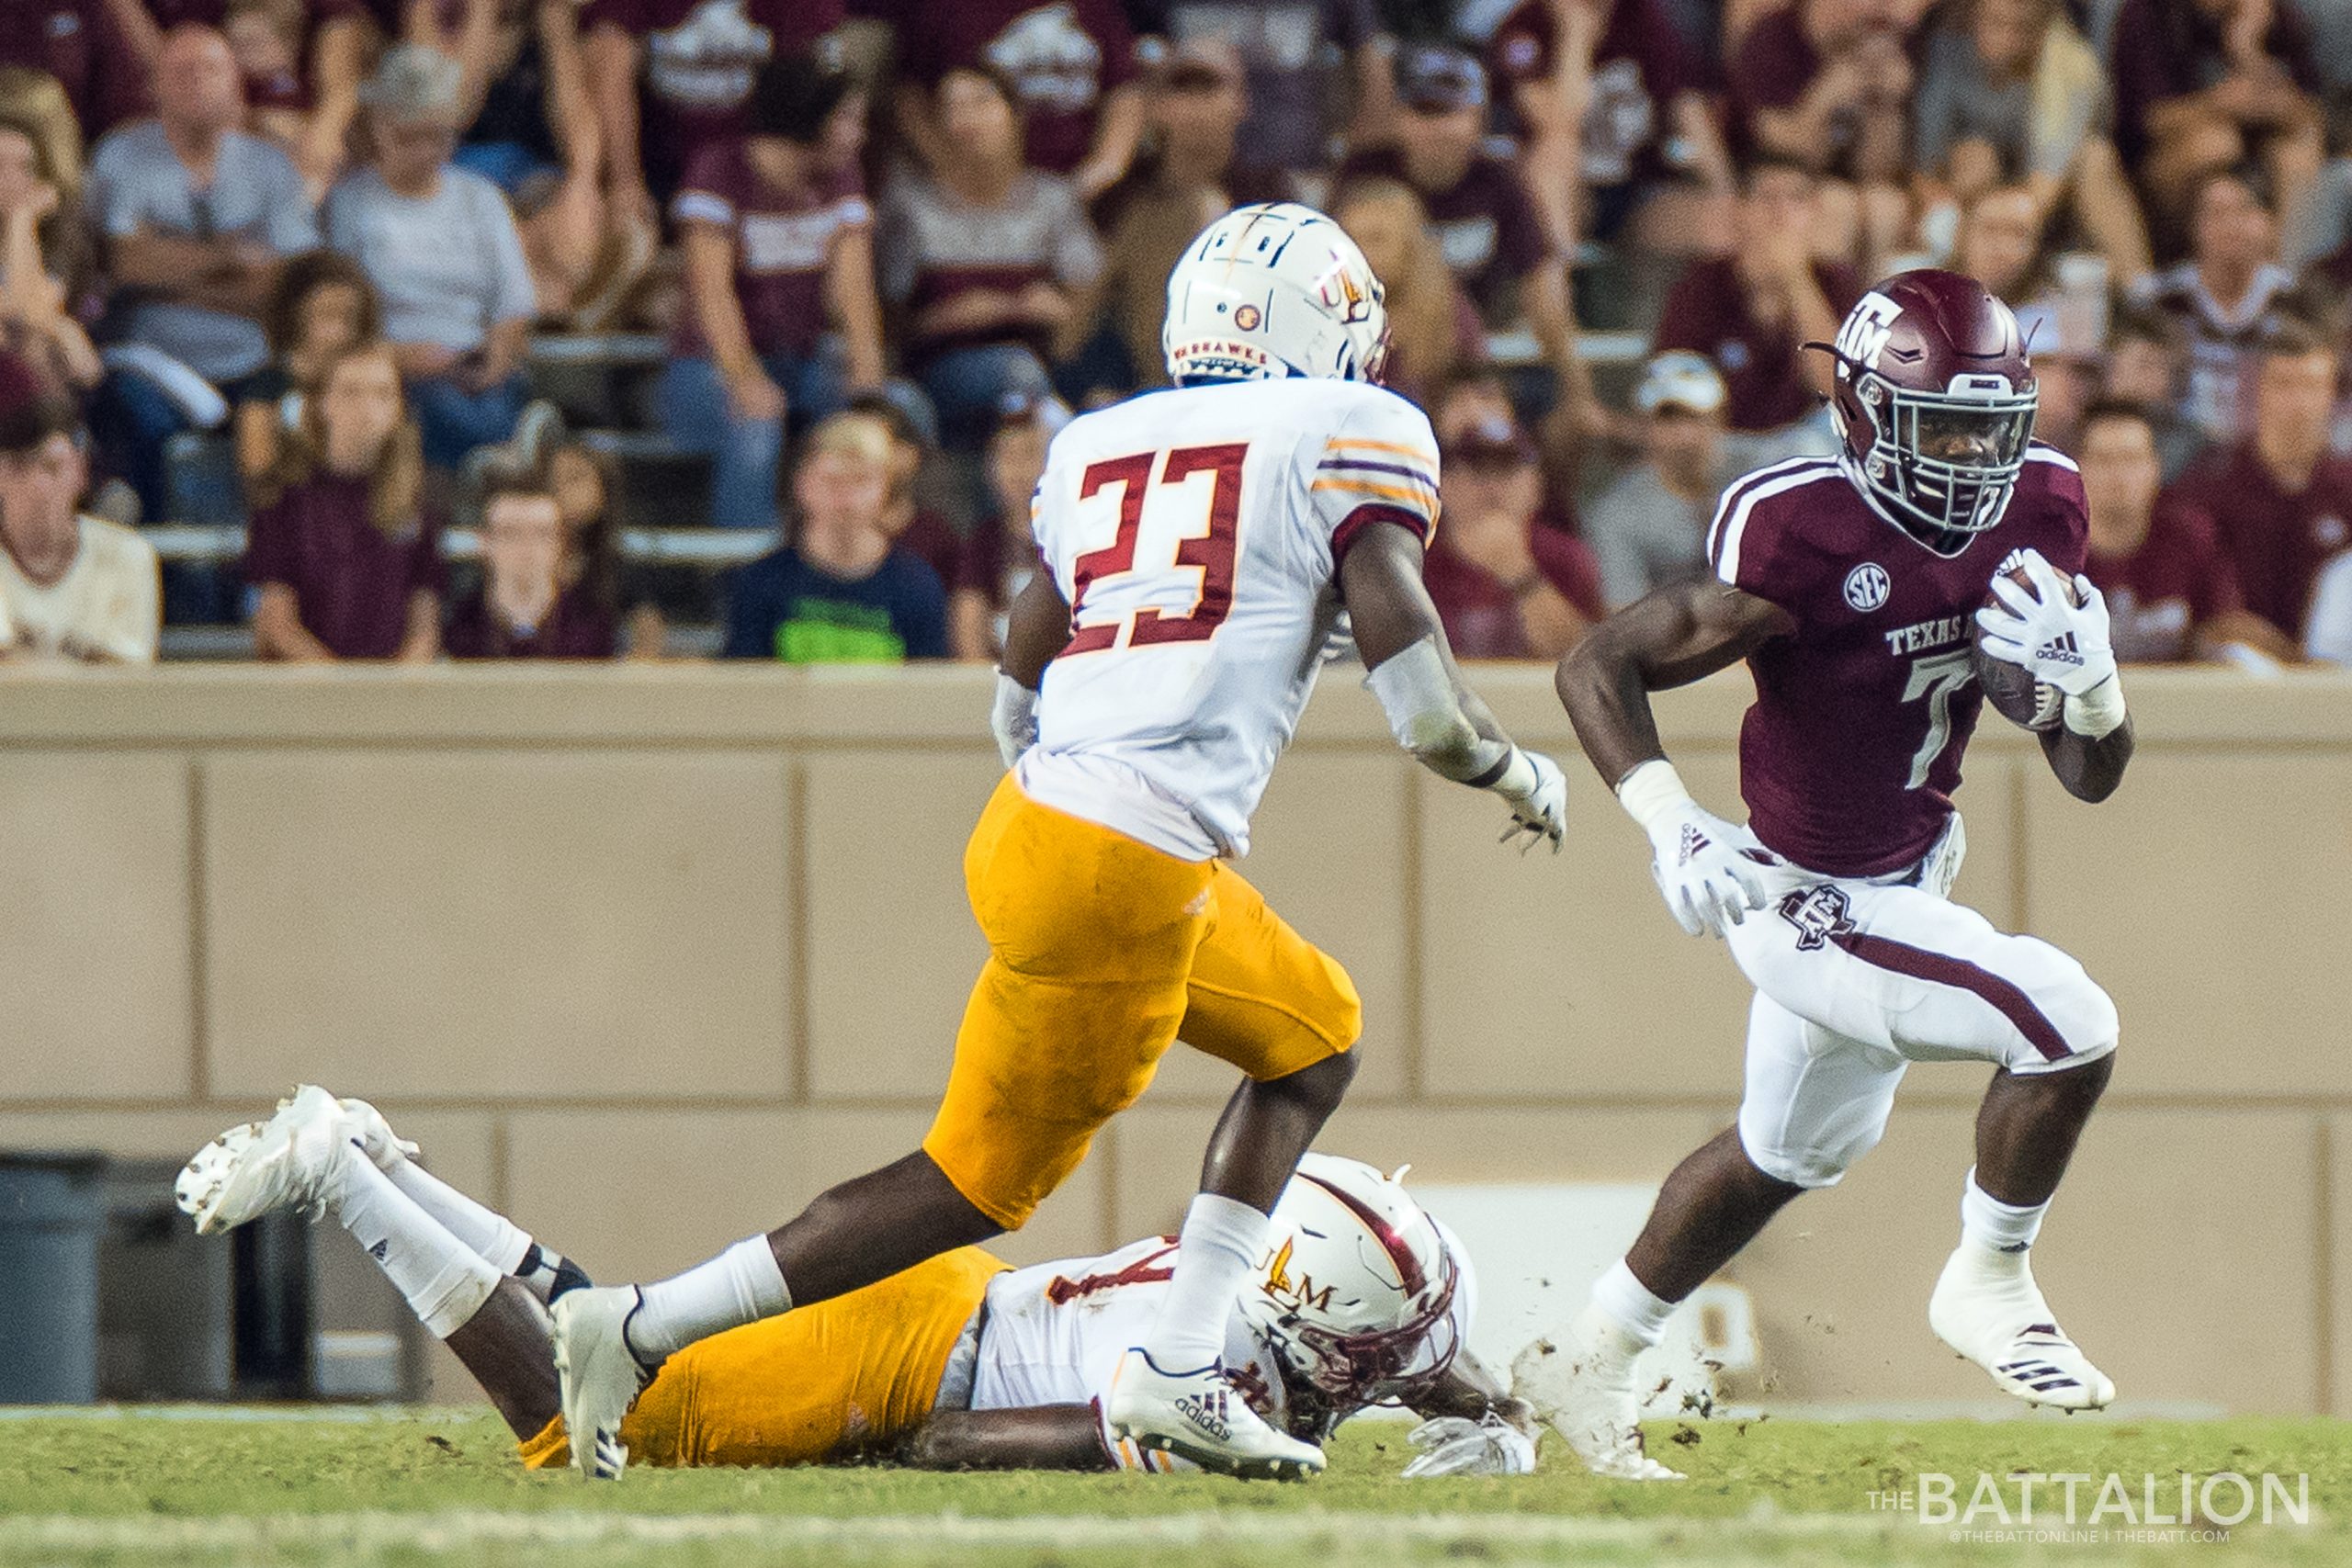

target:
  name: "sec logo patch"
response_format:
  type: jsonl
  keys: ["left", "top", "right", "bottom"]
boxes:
{"left": 1234, "top": 304, "right": 1261, "bottom": 331}
{"left": 1843, "top": 562, "right": 1890, "bottom": 612}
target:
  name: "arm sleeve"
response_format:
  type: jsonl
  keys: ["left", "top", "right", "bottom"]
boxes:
{"left": 1310, "top": 390, "right": 1442, "bottom": 567}
{"left": 671, "top": 144, "right": 737, "bottom": 228}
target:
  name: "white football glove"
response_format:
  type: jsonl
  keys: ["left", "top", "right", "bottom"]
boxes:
{"left": 1400, "top": 1413, "right": 1539, "bottom": 1479}
{"left": 990, "top": 671, "right": 1038, "bottom": 770}
{"left": 1974, "top": 550, "right": 2117, "bottom": 698}
{"left": 1617, "top": 760, "right": 1772, "bottom": 939}
{"left": 1494, "top": 748, "right": 1568, "bottom": 855}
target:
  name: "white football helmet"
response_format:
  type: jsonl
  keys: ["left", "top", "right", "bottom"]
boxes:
{"left": 1242, "top": 1154, "right": 1464, "bottom": 1409}
{"left": 1163, "top": 203, "right": 1390, "bottom": 386}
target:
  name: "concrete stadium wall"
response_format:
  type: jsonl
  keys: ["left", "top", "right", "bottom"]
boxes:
{"left": 1, "top": 663, "right": 2347, "bottom": 1413}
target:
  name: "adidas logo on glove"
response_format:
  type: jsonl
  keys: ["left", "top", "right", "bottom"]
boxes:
{"left": 2036, "top": 631, "right": 2084, "bottom": 666}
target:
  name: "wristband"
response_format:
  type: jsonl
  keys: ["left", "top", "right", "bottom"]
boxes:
{"left": 1482, "top": 745, "right": 1538, "bottom": 798}
{"left": 1614, "top": 758, "right": 1696, "bottom": 835}
{"left": 2061, "top": 674, "right": 2127, "bottom": 740}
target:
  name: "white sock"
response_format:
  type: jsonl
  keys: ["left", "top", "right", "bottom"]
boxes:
{"left": 627, "top": 1236, "right": 791, "bottom": 1360}
{"left": 383, "top": 1158, "right": 536, "bottom": 1276}
{"left": 332, "top": 1150, "right": 499, "bottom": 1338}
{"left": 1590, "top": 1258, "right": 1679, "bottom": 1349}
{"left": 1959, "top": 1168, "right": 2048, "bottom": 1255}
{"left": 1143, "top": 1193, "right": 1268, "bottom": 1371}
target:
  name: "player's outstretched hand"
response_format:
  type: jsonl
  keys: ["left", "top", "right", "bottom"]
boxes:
{"left": 1497, "top": 750, "right": 1568, "bottom": 855}
{"left": 1645, "top": 804, "right": 1771, "bottom": 938}
{"left": 1975, "top": 549, "right": 2117, "bottom": 697}
{"left": 1401, "top": 1413, "right": 1539, "bottom": 1478}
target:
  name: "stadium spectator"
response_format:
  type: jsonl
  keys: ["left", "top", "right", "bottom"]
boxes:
{"left": 2161, "top": 320, "right": 2352, "bottom": 650}
{"left": 885, "top": 0, "right": 1143, "bottom": 197}
{"left": 2128, "top": 165, "right": 2301, "bottom": 442}
{"left": 220, "top": 0, "right": 310, "bottom": 164}
{"left": 1419, "top": 399, "right": 1600, "bottom": 660}
{"left": 846, "top": 387, "right": 959, "bottom": 592}
{"left": 1588, "top": 350, "right": 1729, "bottom": 608}
{"left": 444, "top": 473, "right": 618, "bottom": 657}
{"left": 582, "top": 0, "right": 842, "bottom": 234}
{"left": 876, "top": 64, "right": 1102, "bottom": 451}
{"left": 326, "top": 46, "right": 536, "bottom": 471}
{"left": 0, "top": 67, "right": 85, "bottom": 209}
{"left": 0, "top": 0, "right": 149, "bottom": 146}
{"left": 446, "top": 0, "right": 629, "bottom": 324}
{"left": 2098, "top": 304, "right": 2207, "bottom": 476}
{"left": 1337, "top": 45, "right": 1599, "bottom": 432}
{"left": 233, "top": 247, "right": 376, "bottom": 487}
{"left": 0, "top": 111, "right": 99, "bottom": 395}
{"left": 1727, "top": 0, "right": 1914, "bottom": 271}
{"left": 1912, "top": 0, "right": 2152, "bottom": 281}
{"left": 544, "top": 435, "right": 662, "bottom": 657}
{"left": 0, "top": 349, "right": 158, "bottom": 662}
{"left": 108, "top": 0, "right": 370, "bottom": 193}
{"left": 1652, "top": 156, "right": 1857, "bottom": 467}
{"left": 2109, "top": 0, "right": 2324, "bottom": 227}
{"left": 1480, "top": 0, "right": 1734, "bottom": 255}
{"left": 244, "top": 339, "right": 442, "bottom": 660}
{"left": 1329, "top": 178, "right": 1484, "bottom": 410}
{"left": 946, "top": 393, "right": 1050, "bottom": 660}
{"left": 86, "top": 23, "right": 320, "bottom": 524}
{"left": 1093, "top": 38, "right": 1288, "bottom": 393}
{"left": 2075, "top": 399, "right": 2279, "bottom": 660}
{"left": 660, "top": 52, "right": 880, "bottom": 532}
{"left": 721, "top": 411, "right": 946, "bottom": 661}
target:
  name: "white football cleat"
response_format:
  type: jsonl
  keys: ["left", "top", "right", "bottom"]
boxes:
{"left": 176, "top": 1085, "right": 351, "bottom": 1235}
{"left": 336, "top": 1096, "right": 419, "bottom": 1170}
{"left": 1928, "top": 1241, "right": 2115, "bottom": 1411}
{"left": 549, "top": 1285, "right": 653, "bottom": 1480}
{"left": 1105, "top": 1348, "right": 1325, "bottom": 1481}
{"left": 1514, "top": 1313, "right": 1685, "bottom": 1482}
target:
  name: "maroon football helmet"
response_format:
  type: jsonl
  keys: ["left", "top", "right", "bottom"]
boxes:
{"left": 1818, "top": 269, "right": 2039, "bottom": 553}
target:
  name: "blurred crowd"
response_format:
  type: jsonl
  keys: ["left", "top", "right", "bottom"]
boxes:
{"left": 0, "top": 0, "right": 2348, "bottom": 667}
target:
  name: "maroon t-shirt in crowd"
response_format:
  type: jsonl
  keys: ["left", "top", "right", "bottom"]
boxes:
{"left": 0, "top": 0, "right": 146, "bottom": 133}
{"left": 1422, "top": 515, "right": 1603, "bottom": 660}
{"left": 1333, "top": 147, "right": 1554, "bottom": 317}
{"left": 890, "top": 0, "right": 1137, "bottom": 175}
{"left": 2084, "top": 498, "right": 2243, "bottom": 662}
{"left": 2163, "top": 443, "right": 2352, "bottom": 639}
{"left": 1486, "top": 0, "right": 1712, "bottom": 188}
{"left": 1708, "top": 446, "right": 2088, "bottom": 877}
{"left": 243, "top": 474, "right": 443, "bottom": 659}
{"left": 1726, "top": 5, "right": 1841, "bottom": 161}
{"left": 444, "top": 584, "right": 618, "bottom": 658}
{"left": 670, "top": 140, "right": 870, "bottom": 358}
{"left": 1653, "top": 256, "right": 1859, "bottom": 434}
{"left": 895, "top": 505, "right": 964, "bottom": 591}
{"left": 2108, "top": 0, "right": 2321, "bottom": 161}
{"left": 582, "top": 0, "right": 845, "bottom": 191}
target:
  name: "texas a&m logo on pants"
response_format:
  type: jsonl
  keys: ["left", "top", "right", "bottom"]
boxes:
{"left": 1780, "top": 885, "right": 1857, "bottom": 952}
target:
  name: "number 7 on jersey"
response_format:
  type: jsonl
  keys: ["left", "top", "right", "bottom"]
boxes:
{"left": 1064, "top": 444, "right": 1248, "bottom": 655}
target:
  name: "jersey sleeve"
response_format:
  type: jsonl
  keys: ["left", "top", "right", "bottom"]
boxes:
{"left": 2022, "top": 445, "right": 2089, "bottom": 576}
{"left": 1313, "top": 389, "right": 1442, "bottom": 566}
{"left": 1704, "top": 466, "right": 1794, "bottom": 605}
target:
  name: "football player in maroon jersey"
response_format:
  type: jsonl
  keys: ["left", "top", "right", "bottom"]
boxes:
{"left": 1540, "top": 271, "right": 2134, "bottom": 1479}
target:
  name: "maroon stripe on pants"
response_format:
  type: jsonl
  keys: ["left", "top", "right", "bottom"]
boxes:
{"left": 1828, "top": 931, "right": 2072, "bottom": 1062}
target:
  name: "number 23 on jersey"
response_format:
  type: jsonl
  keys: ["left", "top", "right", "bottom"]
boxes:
{"left": 1064, "top": 444, "right": 1249, "bottom": 655}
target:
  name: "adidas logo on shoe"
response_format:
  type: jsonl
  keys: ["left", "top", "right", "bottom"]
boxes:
{"left": 1173, "top": 1390, "right": 1232, "bottom": 1443}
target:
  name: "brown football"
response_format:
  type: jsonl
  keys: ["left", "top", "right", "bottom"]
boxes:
{"left": 1971, "top": 563, "right": 2075, "bottom": 732}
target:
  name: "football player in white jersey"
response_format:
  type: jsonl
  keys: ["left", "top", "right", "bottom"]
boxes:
{"left": 179, "top": 1090, "right": 1538, "bottom": 1479}
{"left": 549, "top": 202, "right": 1568, "bottom": 1482}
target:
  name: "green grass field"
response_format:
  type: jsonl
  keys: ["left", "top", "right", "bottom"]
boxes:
{"left": 0, "top": 1411, "right": 2342, "bottom": 1567}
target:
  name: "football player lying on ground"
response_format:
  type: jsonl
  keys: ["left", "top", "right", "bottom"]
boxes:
{"left": 177, "top": 1087, "right": 1537, "bottom": 1478}
{"left": 1535, "top": 271, "right": 2132, "bottom": 1480}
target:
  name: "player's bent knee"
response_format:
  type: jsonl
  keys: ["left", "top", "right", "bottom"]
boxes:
{"left": 1736, "top": 1115, "right": 1874, "bottom": 1190}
